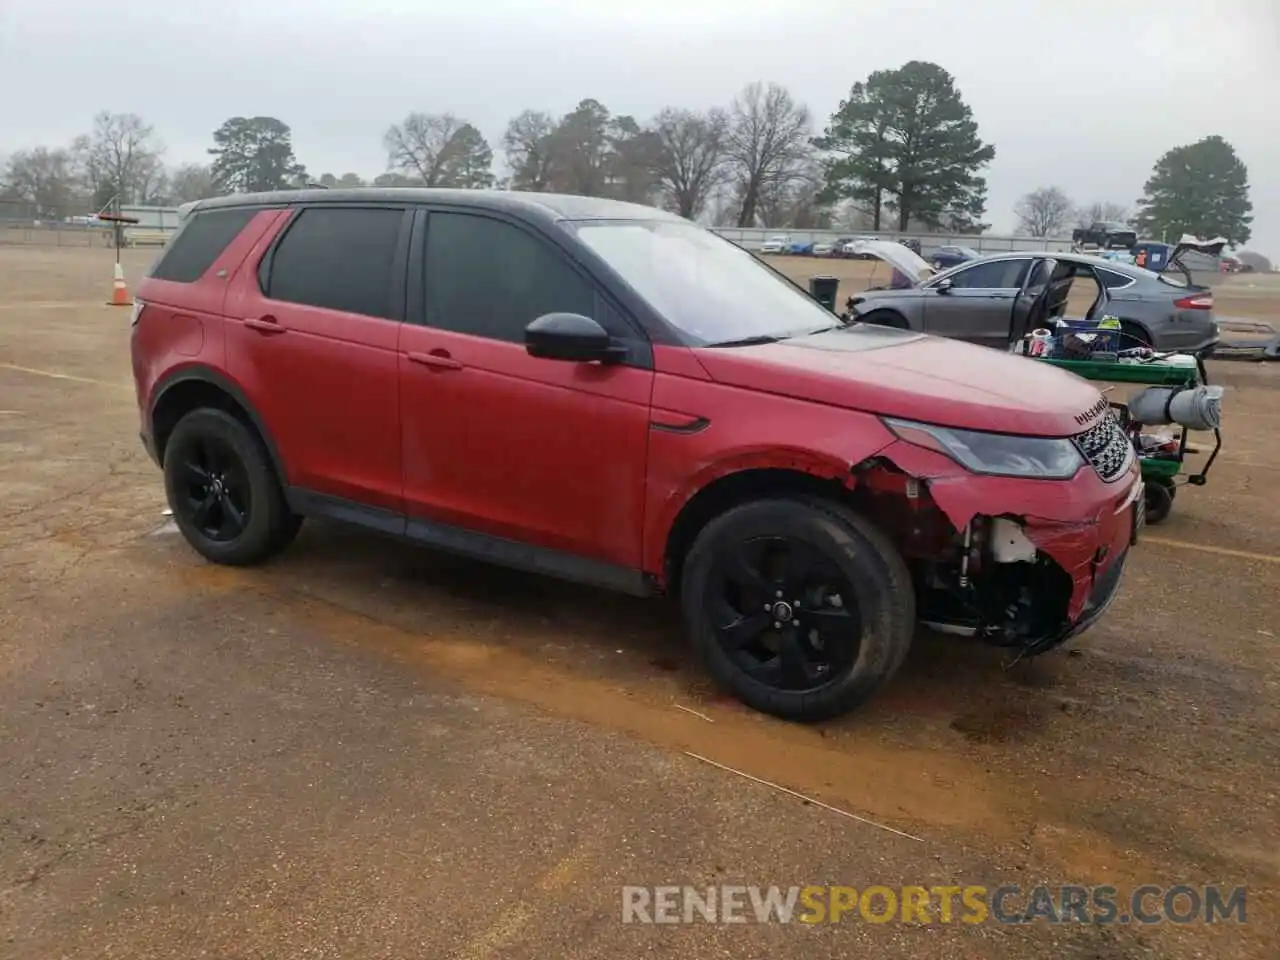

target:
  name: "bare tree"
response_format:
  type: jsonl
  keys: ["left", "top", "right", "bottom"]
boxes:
{"left": 372, "top": 172, "right": 418, "bottom": 187}
{"left": 169, "top": 163, "right": 219, "bottom": 203}
{"left": 384, "top": 112, "right": 468, "bottom": 186}
{"left": 1014, "top": 185, "right": 1073, "bottom": 238}
{"left": 3, "top": 148, "right": 81, "bottom": 218}
{"left": 649, "top": 107, "right": 727, "bottom": 219}
{"left": 317, "top": 172, "right": 367, "bottom": 188}
{"left": 1074, "top": 200, "right": 1130, "bottom": 229}
{"left": 703, "top": 182, "right": 739, "bottom": 226}
{"left": 757, "top": 159, "right": 830, "bottom": 229}
{"left": 502, "top": 109, "right": 559, "bottom": 192}
{"left": 723, "top": 82, "right": 813, "bottom": 227}
{"left": 72, "top": 112, "right": 165, "bottom": 207}
{"left": 832, "top": 201, "right": 879, "bottom": 231}
{"left": 1236, "top": 251, "right": 1272, "bottom": 273}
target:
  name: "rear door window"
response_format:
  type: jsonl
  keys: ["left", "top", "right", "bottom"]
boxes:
{"left": 149, "top": 207, "right": 258, "bottom": 283}
{"left": 946, "top": 259, "right": 1029, "bottom": 289}
{"left": 262, "top": 207, "right": 406, "bottom": 320}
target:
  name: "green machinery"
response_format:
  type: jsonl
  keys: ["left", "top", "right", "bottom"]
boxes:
{"left": 1037, "top": 354, "right": 1222, "bottom": 524}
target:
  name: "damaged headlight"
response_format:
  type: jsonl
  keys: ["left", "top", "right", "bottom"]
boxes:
{"left": 883, "top": 418, "right": 1084, "bottom": 480}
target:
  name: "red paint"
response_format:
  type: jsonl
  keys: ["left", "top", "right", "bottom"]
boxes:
{"left": 692, "top": 337, "right": 1106, "bottom": 437}
{"left": 397, "top": 322, "right": 652, "bottom": 567}
{"left": 222, "top": 214, "right": 404, "bottom": 512}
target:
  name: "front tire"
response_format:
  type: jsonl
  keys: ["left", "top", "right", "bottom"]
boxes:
{"left": 680, "top": 498, "right": 915, "bottom": 722}
{"left": 163, "top": 408, "right": 299, "bottom": 566}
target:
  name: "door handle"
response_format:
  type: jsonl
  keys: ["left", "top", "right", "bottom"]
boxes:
{"left": 244, "top": 316, "right": 287, "bottom": 335}
{"left": 406, "top": 350, "right": 463, "bottom": 371}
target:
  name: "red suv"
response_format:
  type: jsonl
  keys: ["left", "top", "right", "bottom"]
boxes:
{"left": 131, "top": 189, "right": 1143, "bottom": 721}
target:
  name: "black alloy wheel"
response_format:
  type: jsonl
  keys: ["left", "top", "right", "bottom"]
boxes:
{"left": 175, "top": 434, "right": 251, "bottom": 542}
{"left": 708, "top": 535, "right": 861, "bottom": 692}
{"left": 680, "top": 497, "right": 915, "bottom": 722}
{"left": 163, "top": 408, "right": 300, "bottom": 566}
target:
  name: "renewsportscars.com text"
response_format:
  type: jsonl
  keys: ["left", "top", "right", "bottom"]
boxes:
{"left": 621, "top": 884, "right": 1247, "bottom": 925}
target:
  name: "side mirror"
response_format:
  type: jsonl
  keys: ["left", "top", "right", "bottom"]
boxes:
{"left": 525, "top": 313, "right": 627, "bottom": 363}
{"left": 934, "top": 277, "right": 953, "bottom": 294}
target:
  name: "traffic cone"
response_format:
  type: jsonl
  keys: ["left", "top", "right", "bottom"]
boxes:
{"left": 107, "top": 262, "right": 132, "bottom": 307}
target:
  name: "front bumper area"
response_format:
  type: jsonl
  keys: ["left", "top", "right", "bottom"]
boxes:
{"left": 873, "top": 438, "right": 1142, "bottom": 651}
{"left": 1020, "top": 545, "right": 1130, "bottom": 657}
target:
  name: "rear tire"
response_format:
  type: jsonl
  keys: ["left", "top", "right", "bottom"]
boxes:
{"left": 163, "top": 408, "right": 300, "bottom": 566}
{"left": 1120, "top": 320, "right": 1153, "bottom": 350}
{"left": 680, "top": 497, "right": 915, "bottom": 722}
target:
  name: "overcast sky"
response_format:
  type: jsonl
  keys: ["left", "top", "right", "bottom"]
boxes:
{"left": 3, "top": 0, "right": 1276, "bottom": 255}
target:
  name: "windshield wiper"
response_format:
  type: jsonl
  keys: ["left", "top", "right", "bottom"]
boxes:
{"left": 706, "top": 334, "right": 787, "bottom": 347}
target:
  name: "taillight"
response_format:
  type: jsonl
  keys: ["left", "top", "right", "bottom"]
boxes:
{"left": 130, "top": 298, "right": 145, "bottom": 326}
{"left": 1174, "top": 293, "right": 1213, "bottom": 310}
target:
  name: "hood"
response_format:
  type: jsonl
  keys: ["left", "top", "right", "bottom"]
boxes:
{"left": 693, "top": 326, "right": 1105, "bottom": 437}
{"left": 848, "top": 240, "right": 936, "bottom": 286}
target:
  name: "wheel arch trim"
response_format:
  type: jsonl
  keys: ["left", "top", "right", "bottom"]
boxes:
{"left": 149, "top": 364, "right": 288, "bottom": 482}
{"left": 649, "top": 448, "right": 871, "bottom": 588}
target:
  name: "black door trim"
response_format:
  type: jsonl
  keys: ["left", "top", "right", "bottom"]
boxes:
{"left": 285, "top": 487, "right": 654, "bottom": 597}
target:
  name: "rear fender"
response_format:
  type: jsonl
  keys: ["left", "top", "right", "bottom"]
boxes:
{"left": 148, "top": 364, "right": 287, "bottom": 482}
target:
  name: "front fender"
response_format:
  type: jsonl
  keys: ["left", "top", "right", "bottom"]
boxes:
{"left": 639, "top": 380, "right": 898, "bottom": 577}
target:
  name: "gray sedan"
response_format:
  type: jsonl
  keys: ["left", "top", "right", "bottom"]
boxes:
{"left": 846, "top": 242, "right": 1220, "bottom": 354}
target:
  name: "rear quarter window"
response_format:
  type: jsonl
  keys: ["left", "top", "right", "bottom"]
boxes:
{"left": 1098, "top": 269, "right": 1136, "bottom": 290}
{"left": 148, "top": 208, "right": 258, "bottom": 283}
{"left": 260, "top": 206, "right": 406, "bottom": 320}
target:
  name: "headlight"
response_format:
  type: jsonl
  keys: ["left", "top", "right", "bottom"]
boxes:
{"left": 883, "top": 418, "right": 1084, "bottom": 479}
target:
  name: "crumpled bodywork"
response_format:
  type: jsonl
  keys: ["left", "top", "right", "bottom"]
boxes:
{"left": 873, "top": 439, "right": 1141, "bottom": 621}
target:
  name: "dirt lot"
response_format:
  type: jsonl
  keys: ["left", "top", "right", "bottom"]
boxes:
{"left": 1, "top": 244, "right": 1278, "bottom": 959}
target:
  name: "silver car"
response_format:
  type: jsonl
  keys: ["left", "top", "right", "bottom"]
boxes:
{"left": 846, "top": 241, "right": 1220, "bottom": 354}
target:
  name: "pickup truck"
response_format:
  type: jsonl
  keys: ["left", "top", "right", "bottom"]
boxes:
{"left": 1072, "top": 221, "right": 1137, "bottom": 250}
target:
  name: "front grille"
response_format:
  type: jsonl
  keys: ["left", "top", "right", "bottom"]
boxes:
{"left": 1074, "top": 411, "right": 1133, "bottom": 482}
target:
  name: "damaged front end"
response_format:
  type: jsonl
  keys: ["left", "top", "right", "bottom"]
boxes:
{"left": 850, "top": 416, "right": 1141, "bottom": 658}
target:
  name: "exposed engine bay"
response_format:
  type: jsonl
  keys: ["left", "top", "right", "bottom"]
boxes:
{"left": 848, "top": 459, "right": 1132, "bottom": 658}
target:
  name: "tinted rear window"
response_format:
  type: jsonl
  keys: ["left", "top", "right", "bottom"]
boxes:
{"left": 150, "top": 208, "right": 258, "bottom": 283}
{"left": 262, "top": 207, "right": 405, "bottom": 320}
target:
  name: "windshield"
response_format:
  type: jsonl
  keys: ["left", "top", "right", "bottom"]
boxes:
{"left": 571, "top": 220, "right": 837, "bottom": 345}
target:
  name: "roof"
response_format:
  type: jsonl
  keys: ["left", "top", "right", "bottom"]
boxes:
{"left": 189, "top": 188, "right": 687, "bottom": 224}
{"left": 963, "top": 249, "right": 1148, "bottom": 273}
